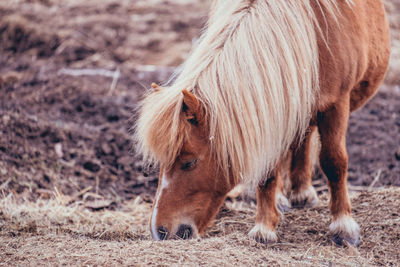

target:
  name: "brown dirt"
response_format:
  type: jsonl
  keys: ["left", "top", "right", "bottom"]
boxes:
{"left": 0, "top": 0, "right": 209, "bottom": 203}
{"left": 0, "top": 0, "right": 399, "bottom": 265}
{"left": 0, "top": 0, "right": 399, "bottom": 201}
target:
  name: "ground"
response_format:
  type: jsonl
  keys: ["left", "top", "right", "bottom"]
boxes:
{"left": 1, "top": 189, "right": 400, "bottom": 266}
{"left": 0, "top": 0, "right": 399, "bottom": 266}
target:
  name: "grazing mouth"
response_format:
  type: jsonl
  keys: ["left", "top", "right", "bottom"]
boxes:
{"left": 152, "top": 223, "right": 199, "bottom": 241}
{"left": 175, "top": 224, "right": 193, "bottom": 240}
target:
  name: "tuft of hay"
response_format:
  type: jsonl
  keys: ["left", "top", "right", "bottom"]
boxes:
{"left": 1, "top": 188, "right": 399, "bottom": 266}
{"left": 0, "top": 194, "right": 149, "bottom": 240}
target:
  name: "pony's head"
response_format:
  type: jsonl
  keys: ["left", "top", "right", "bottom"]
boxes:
{"left": 136, "top": 86, "right": 235, "bottom": 240}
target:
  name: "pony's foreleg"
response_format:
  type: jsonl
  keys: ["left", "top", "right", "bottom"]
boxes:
{"left": 248, "top": 168, "right": 281, "bottom": 243}
{"left": 318, "top": 97, "right": 360, "bottom": 246}
{"left": 289, "top": 126, "right": 319, "bottom": 208}
{"left": 275, "top": 163, "right": 290, "bottom": 213}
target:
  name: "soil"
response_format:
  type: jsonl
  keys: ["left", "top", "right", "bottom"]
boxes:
{"left": 1, "top": 0, "right": 399, "bottom": 203}
{"left": 0, "top": 0, "right": 208, "bottom": 203}
{"left": 0, "top": 0, "right": 399, "bottom": 265}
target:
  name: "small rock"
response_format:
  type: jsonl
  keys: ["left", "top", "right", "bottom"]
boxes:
{"left": 2, "top": 115, "right": 10, "bottom": 124}
{"left": 101, "top": 143, "right": 112, "bottom": 155}
{"left": 83, "top": 161, "right": 100, "bottom": 172}
{"left": 136, "top": 175, "right": 147, "bottom": 183}
{"left": 54, "top": 143, "right": 63, "bottom": 158}
{"left": 0, "top": 168, "right": 7, "bottom": 176}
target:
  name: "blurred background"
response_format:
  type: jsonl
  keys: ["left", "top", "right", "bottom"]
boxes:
{"left": 0, "top": 0, "right": 399, "bottom": 208}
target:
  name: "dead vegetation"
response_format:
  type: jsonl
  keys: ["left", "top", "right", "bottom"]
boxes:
{"left": 1, "top": 189, "right": 399, "bottom": 266}
{"left": 0, "top": 194, "right": 148, "bottom": 241}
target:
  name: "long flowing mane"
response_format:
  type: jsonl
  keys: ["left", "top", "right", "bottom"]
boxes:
{"left": 135, "top": 0, "right": 346, "bottom": 183}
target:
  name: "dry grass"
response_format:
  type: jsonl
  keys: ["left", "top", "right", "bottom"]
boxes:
{"left": 0, "top": 195, "right": 149, "bottom": 241}
{"left": 1, "top": 188, "right": 399, "bottom": 266}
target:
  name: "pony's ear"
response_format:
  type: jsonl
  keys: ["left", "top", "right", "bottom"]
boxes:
{"left": 151, "top": 83, "right": 162, "bottom": 92}
{"left": 182, "top": 89, "right": 202, "bottom": 126}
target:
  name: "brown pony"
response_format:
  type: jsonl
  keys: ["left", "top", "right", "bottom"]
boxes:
{"left": 135, "top": 0, "right": 390, "bottom": 246}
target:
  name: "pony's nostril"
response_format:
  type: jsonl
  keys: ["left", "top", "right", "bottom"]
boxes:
{"left": 176, "top": 224, "right": 193, "bottom": 240}
{"left": 157, "top": 226, "right": 169, "bottom": 240}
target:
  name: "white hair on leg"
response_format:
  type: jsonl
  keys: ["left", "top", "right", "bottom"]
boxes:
{"left": 290, "top": 185, "right": 319, "bottom": 208}
{"left": 248, "top": 223, "right": 278, "bottom": 243}
{"left": 226, "top": 183, "right": 245, "bottom": 199}
{"left": 276, "top": 191, "right": 291, "bottom": 214}
{"left": 329, "top": 215, "right": 360, "bottom": 237}
{"left": 329, "top": 215, "right": 361, "bottom": 246}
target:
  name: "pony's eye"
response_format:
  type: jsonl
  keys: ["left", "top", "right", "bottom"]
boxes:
{"left": 181, "top": 159, "right": 198, "bottom": 171}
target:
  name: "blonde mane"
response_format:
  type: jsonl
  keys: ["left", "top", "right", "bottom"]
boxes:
{"left": 135, "top": 0, "right": 346, "bottom": 184}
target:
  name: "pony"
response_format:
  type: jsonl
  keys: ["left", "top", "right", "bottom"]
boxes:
{"left": 134, "top": 0, "right": 390, "bottom": 246}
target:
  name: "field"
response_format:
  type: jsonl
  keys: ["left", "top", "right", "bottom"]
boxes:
{"left": 0, "top": 0, "right": 399, "bottom": 266}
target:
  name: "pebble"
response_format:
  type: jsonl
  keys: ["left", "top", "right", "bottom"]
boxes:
{"left": 2, "top": 115, "right": 10, "bottom": 124}
{"left": 83, "top": 161, "right": 100, "bottom": 172}
{"left": 0, "top": 168, "right": 7, "bottom": 176}
{"left": 101, "top": 143, "right": 112, "bottom": 155}
{"left": 54, "top": 143, "right": 63, "bottom": 158}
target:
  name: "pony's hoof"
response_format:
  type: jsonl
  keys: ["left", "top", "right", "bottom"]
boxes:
{"left": 329, "top": 215, "right": 361, "bottom": 247}
{"left": 276, "top": 192, "right": 291, "bottom": 214}
{"left": 248, "top": 223, "right": 278, "bottom": 244}
{"left": 330, "top": 233, "right": 361, "bottom": 247}
{"left": 290, "top": 185, "right": 319, "bottom": 208}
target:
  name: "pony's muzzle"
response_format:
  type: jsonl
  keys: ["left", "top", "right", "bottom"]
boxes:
{"left": 176, "top": 224, "right": 193, "bottom": 240}
{"left": 156, "top": 226, "right": 169, "bottom": 240}
{"left": 154, "top": 224, "right": 195, "bottom": 240}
